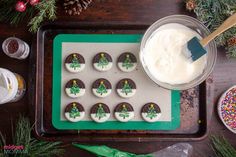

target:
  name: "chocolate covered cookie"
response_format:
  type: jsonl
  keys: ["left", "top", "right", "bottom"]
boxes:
{"left": 116, "top": 78, "right": 136, "bottom": 98}
{"left": 141, "top": 103, "right": 161, "bottom": 122}
{"left": 117, "top": 52, "right": 137, "bottom": 72}
{"left": 90, "top": 103, "right": 110, "bottom": 123}
{"left": 114, "top": 102, "right": 134, "bottom": 122}
{"left": 92, "top": 78, "right": 112, "bottom": 98}
{"left": 65, "top": 79, "right": 85, "bottom": 98}
{"left": 93, "top": 52, "right": 112, "bottom": 71}
{"left": 64, "top": 102, "right": 85, "bottom": 122}
{"left": 65, "top": 53, "right": 85, "bottom": 73}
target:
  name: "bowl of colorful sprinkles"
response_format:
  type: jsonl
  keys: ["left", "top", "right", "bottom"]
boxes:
{"left": 218, "top": 85, "right": 236, "bottom": 134}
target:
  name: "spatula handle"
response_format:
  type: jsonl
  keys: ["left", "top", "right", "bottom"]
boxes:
{"left": 200, "top": 13, "right": 236, "bottom": 46}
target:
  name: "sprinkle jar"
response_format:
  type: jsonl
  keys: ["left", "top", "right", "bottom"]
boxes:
{"left": 2, "top": 37, "right": 30, "bottom": 59}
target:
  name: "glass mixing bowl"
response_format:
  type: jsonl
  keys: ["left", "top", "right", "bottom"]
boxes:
{"left": 140, "top": 15, "right": 217, "bottom": 90}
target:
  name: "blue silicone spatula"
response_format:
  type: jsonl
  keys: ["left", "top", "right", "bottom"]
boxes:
{"left": 183, "top": 13, "right": 236, "bottom": 61}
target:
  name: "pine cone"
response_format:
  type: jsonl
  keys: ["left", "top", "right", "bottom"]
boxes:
{"left": 186, "top": 0, "right": 196, "bottom": 11}
{"left": 227, "top": 36, "right": 236, "bottom": 47}
{"left": 63, "top": 0, "right": 92, "bottom": 16}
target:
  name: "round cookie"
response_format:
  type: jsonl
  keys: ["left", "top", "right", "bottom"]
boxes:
{"left": 116, "top": 78, "right": 136, "bottom": 98}
{"left": 65, "top": 53, "right": 85, "bottom": 73}
{"left": 64, "top": 102, "right": 85, "bottom": 122}
{"left": 114, "top": 102, "right": 134, "bottom": 122}
{"left": 117, "top": 52, "right": 137, "bottom": 72}
{"left": 92, "top": 78, "right": 112, "bottom": 98}
{"left": 93, "top": 52, "right": 112, "bottom": 71}
{"left": 141, "top": 103, "right": 161, "bottom": 122}
{"left": 65, "top": 79, "right": 85, "bottom": 98}
{"left": 90, "top": 103, "right": 110, "bottom": 123}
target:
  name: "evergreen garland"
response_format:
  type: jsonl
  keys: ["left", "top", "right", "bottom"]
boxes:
{"left": 0, "top": 0, "right": 56, "bottom": 33}
{"left": 0, "top": 0, "right": 35, "bottom": 26}
{"left": 185, "top": 0, "right": 236, "bottom": 57}
{"left": 0, "top": 116, "right": 64, "bottom": 157}
{"left": 211, "top": 136, "right": 236, "bottom": 157}
{"left": 28, "top": 0, "right": 57, "bottom": 33}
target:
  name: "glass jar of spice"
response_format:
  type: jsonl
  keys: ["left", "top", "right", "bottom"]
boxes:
{"left": 2, "top": 37, "right": 30, "bottom": 59}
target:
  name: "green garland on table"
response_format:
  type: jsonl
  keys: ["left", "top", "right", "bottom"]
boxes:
{"left": 28, "top": 0, "right": 57, "bottom": 33}
{"left": 0, "top": 0, "right": 56, "bottom": 33}
{"left": 210, "top": 136, "right": 236, "bottom": 157}
{"left": 0, "top": 116, "right": 64, "bottom": 157}
{"left": 0, "top": 0, "right": 34, "bottom": 26}
{"left": 185, "top": 0, "right": 236, "bottom": 57}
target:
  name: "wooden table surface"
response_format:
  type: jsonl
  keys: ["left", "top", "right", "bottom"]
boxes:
{"left": 0, "top": 1, "right": 236, "bottom": 156}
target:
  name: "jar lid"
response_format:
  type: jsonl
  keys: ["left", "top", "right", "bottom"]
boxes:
{"left": 0, "top": 68, "right": 18, "bottom": 104}
{"left": 0, "top": 72, "right": 10, "bottom": 103}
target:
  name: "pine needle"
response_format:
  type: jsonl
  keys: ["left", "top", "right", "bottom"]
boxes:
{"left": 0, "top": 132, "right": 7, "bottom": 157}
{"left": 0, "top": 116, "right": 64, "bottom": 157}
{"left": 28, "top": 0, "right": 57, "bottom": 33}
{"left": 211, "top": 136, "right": 236, "bottom": 157}
{"left": 0, "top": 0, "right": 35, "bottom": 25}
{"left": 0, "top": 0, "right": 57, "bottom": 33}
{"left": 187, "top": 0, "right": 236, "bottom": 57}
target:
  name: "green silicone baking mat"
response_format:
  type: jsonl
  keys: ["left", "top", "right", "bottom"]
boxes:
{"left": 52, "top": 34, "right": 180, "bottom": 130}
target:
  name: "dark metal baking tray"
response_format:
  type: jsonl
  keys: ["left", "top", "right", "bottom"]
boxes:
{"left": 30, "top": 22, "right": 214, "bottom": 142}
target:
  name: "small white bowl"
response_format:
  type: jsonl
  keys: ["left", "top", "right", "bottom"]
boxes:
{"left": 218, "top": 85, "right": 236, "bottom": 134}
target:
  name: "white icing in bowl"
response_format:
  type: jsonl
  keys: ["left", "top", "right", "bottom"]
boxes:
{"left": 140, "top": 15, "right": 217, "bottom": 90}
{"left": 143, "top": 23, "right": 207, "bottom": 85}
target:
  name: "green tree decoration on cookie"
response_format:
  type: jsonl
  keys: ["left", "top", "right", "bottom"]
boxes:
{"left": 122, "top": 54, "right": 133, "bottom": 69}
{"left": 70, "top": 80, "right": 80, "bottom": 95}
{"left": 96, "top": 81, "right": 107, "bottom": 95}
{"left": 119, "top": 104, "right": 130, "bottom": 119}
{"left": 69, "top": 103, "right": 80, "bottom": 119}
{"left": 146, "top": 104, "right": 157, "bottom": 119}
{"left": 70, "top": 54, "right": 81, "bottom": 70}
{"left": 95, "top": 104, "right": 106, "bottom": 120}
{"left": 98, "top": 53, "right": 109, "bottom": 68}
{"left": 121, "top": 80, "right": 132, "bottom": 95}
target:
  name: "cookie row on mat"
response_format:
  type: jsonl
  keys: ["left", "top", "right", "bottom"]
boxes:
{"left": 65, "top": 52, "right": 138, "bottom": 73}
{"left": 64, "top": 102, "right": 161, "bottom": 123}
{"left": 65, "top": 78, "right": 136, "bottom": 98}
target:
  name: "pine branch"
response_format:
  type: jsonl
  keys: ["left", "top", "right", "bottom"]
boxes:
{"left": 0, "top": 116, "right": 64, "bottom": 157}
{"left": 186, "top": 0, "right": 236, "bottom": 58}
{"left": 14, "top": 116, "right": 31, "bottom": 146}
{"left": 0, "top": 0, "right": 57, "bottom": 33}
{"left": 211, "top": 136, "right": 236, "bottom": 157}
{"left": 0, "top": 132, "right": 7, "bottom": 157}
{"left": 28, "top": 0, "right": 57, "bottom": 33}
{"left": 0, "top": 0, "right": 35, "bottom": 25}
{"left": 227, "top": 45, "right": 236, "bottom": 57}
{"left": 27, "top": 140, "right": 64, "bottom": 157}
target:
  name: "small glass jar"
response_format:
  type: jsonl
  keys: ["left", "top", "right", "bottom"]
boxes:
{"left": 0, "top": 68, "right": 26, "bottom": 104}
{"left": 2, "top": 37, "right": 30, "bottom": 59}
